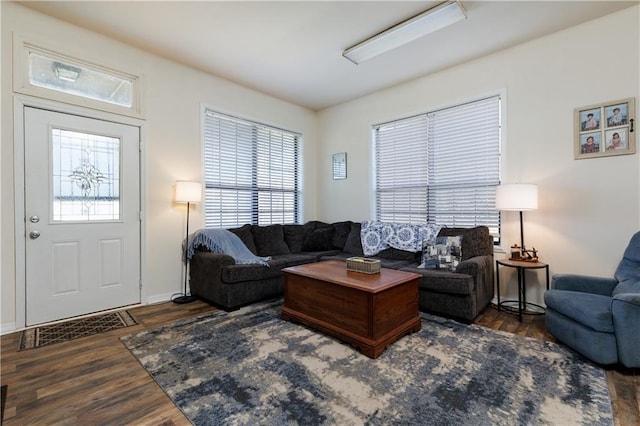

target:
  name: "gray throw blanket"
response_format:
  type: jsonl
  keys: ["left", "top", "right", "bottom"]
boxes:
{"left": 185, "top": 229, "right": 271, "bottom": 266}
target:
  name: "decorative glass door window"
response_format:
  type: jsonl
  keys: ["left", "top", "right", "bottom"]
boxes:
{"left": 52, "top": 128, "right": 120, "bottom": 221}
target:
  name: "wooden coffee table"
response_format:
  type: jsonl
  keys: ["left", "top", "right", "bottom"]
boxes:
{"left": 281, "top": 260, "right": 421, "bottom": 358}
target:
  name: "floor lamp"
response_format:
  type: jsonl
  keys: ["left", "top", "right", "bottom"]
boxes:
{"left": 495, "top": 183, "right": 538, "bottom": 259}
{"left": 173, "top": 180, "right": 202, "bottom": 304}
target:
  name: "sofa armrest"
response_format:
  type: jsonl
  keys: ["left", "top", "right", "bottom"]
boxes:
{"left": 456, "top": 255, "right": 492, "bottom": 280}
{"left": 551, "top": 274, "right": 618, "bottom": 296}
{"left": 455, "top": 257, "right": 478, "bottom": 277}
{"left": 456, "top": 254, "right": 494, "bottom": 302}
{"left": 189, "top": 252, "right": 235, "bottom": 302}
{"left": 612, "top": 293, "right": 640, "bottom": 368}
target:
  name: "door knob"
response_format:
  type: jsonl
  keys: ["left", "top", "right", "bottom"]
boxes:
{"left": 29, "top": 230, "right": 41, "bottom": 239}
{"left": 29, "top": 215, "right": 40, "bottom": 223}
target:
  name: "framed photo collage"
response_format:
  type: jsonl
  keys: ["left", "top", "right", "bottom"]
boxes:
{"left": 574, "top": 98, "right": 635, "bottom": 159}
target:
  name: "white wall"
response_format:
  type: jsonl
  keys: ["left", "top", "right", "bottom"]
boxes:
{"left": 1, "top": 2, "right": 317, "bottom": 330}
{"left": 317, "top": 6, "right": 640, "bottom": 304}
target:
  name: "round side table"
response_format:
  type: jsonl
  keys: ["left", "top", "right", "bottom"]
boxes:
{"left": 496, "top": 259, "right": 549, "bottom": 322}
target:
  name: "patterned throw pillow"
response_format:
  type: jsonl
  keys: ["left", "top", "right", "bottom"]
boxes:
{"left": 419, "top": 236, "right": 463, "bottom": 271}
{"left": 360, "top": 221, "right": 442, "bottom": 256}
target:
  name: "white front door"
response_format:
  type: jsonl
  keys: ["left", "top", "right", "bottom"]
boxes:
{"left": 24, "top": 107, "right": 141, "bottom": 326}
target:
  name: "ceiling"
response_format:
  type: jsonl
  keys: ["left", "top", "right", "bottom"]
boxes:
{"left": 19, "top": 1, "right": 638, "bottom": 111}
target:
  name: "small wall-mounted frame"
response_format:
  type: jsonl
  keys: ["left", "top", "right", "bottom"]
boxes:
{"left": 575, "top": 97, "right": 635, "bottom": 159}
{"left": 332, "top": 152, "right": 347, "bottom": 180}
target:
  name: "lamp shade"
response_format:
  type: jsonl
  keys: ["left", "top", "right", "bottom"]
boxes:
{"left": 175, "top": 181, "right": 202, "bottom": 203}
{"left": 495, "top": 184, "right": 538, "bottom": 211}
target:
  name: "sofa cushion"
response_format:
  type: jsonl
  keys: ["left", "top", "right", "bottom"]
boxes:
{"left": 419, "top": 236, "right": 463, "bottom": 271}
{"left": 343, "top": 222, "right": 364, "bottom": 255}
{"left": 401, "top": 266, "right": 474, "bottom": 295}
{"left": 302, "top": 249, "right": 341, "bottom": 260}
{"left": 331, "top": 221, "right": 353, "bottom": 250}
{"left": 221, "top": 263, "right": 283, "bottom": 283}
{"left": 221, "top": 253, "right": 317, "bottom": 283}
{"left": 251, "top": 224, "right": 290, "bottom": 256}
{"left": 376, "top": 247, "right": 418, "bottom": 261}
{"left": 378, "top": 259, "right": 415, "bottom": 269}
{"left": 614, "top": 231, "right": 640, "bottom": 285}
{"left": 318, "top": 252, "right": 413, "bottom": 270}
{"left": 438, "top": 226, "right": 492, "bottom": 260}
{"left": 303, "top": 227, "right": 335, "bottom": 251}
{"left": 319, "top": 252, "right": 353, "bottom": 262}
{"left": 228, "top": 224, "right": 257, "bottom": 255}
{"left": 268, "top": 253, "right": 319, "bottom": 269}
{"left": 283, "top": 223, "right": 313, "bottom": 253}
{"left": 544, "top": 289, "right": 614, "bottom": 333}
{"left": 308, "top": 220, "right": 331, "bottom": 230}
{"left": 612, "top": 280, "right": 640, "bottom": 297}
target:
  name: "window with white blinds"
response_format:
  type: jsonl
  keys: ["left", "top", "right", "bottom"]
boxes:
{"left": 374, "top": 95, "right": 501, "bottom": 240}
{"left": 203, "top": 110, "right": 301, "bottom": 228}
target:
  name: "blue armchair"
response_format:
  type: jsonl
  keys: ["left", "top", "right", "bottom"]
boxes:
{"left": 544, "top": 231, "right": 640, "bottom": 368}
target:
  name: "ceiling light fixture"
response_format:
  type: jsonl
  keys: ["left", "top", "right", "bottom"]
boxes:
{"left": 342, "top": 0, "right": 467, "bottom": 65}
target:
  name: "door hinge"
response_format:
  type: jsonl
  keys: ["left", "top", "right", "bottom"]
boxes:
{"left": 139, "top": 280, "right": 143, "bottom": 289}
{"left": 139, "top": 211, "right": 143, "bottom": 221}
{"left": 139, "top": 140, "right": 143, "bottom": 152}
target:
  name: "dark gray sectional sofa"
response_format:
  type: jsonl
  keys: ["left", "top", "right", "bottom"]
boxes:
{"left": 189, "top": 221, "right": 494, "bottom": 323}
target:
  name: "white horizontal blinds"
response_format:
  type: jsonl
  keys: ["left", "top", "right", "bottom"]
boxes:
{"left": 255, "top": 127, "right": 299, "bottom": 225}
{"left": 427, "top": 96, "right": 501, "bottom": 238}
{"left": 374, "top": 95, "right": 501, "bottom": 239}
{"left": 375, "top": 115, "right": 429, "bottom": 223}
{"left": 203, "top": 112, "right": 255, "bottom": 227}
{"left": 203, "top": 110, "right": 300, "bottom": 228}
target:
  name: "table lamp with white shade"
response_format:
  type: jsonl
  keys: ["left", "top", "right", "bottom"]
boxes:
{"left": 173, "top": 180, "right": 202, "bottom": 304}
{"left": 495, "top": 183, "right": 538, "bottom": 260}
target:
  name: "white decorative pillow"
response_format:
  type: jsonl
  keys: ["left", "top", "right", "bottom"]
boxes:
{"left": 419, "top": 236, "right": 463, "bottom": 271}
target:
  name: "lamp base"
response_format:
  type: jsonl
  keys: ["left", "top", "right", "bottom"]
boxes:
{"left": 172, "top": 294, "right": 197, "bottom": 304}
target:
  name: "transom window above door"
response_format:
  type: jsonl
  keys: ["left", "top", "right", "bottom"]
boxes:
{"left": 29, "top": 52, "right": 134, "bottom": 108}
{"left": 14, "top": 38, "right": 142, "bottom": 116}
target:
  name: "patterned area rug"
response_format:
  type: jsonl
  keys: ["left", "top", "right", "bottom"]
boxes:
{"left": 19, "top": 310, "right": 137, "bottom": 350}
{"left": 121, "top": 300, "right": 612, "bottom": 425}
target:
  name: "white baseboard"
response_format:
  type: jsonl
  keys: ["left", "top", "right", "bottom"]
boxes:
{"left": 146, "top": 292, "right": 175, "bottom": 305}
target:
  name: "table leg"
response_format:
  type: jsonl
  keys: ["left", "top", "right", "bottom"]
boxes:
{"left": 545, "top": 265, "right": 550, "bottom": 290}
{"left": 517, "top": 267, "right": 524, "bottom": 322}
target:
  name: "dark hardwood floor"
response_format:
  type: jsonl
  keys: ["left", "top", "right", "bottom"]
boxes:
{"left": 1, "top": 301, "right": 638, "bottom": 425}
